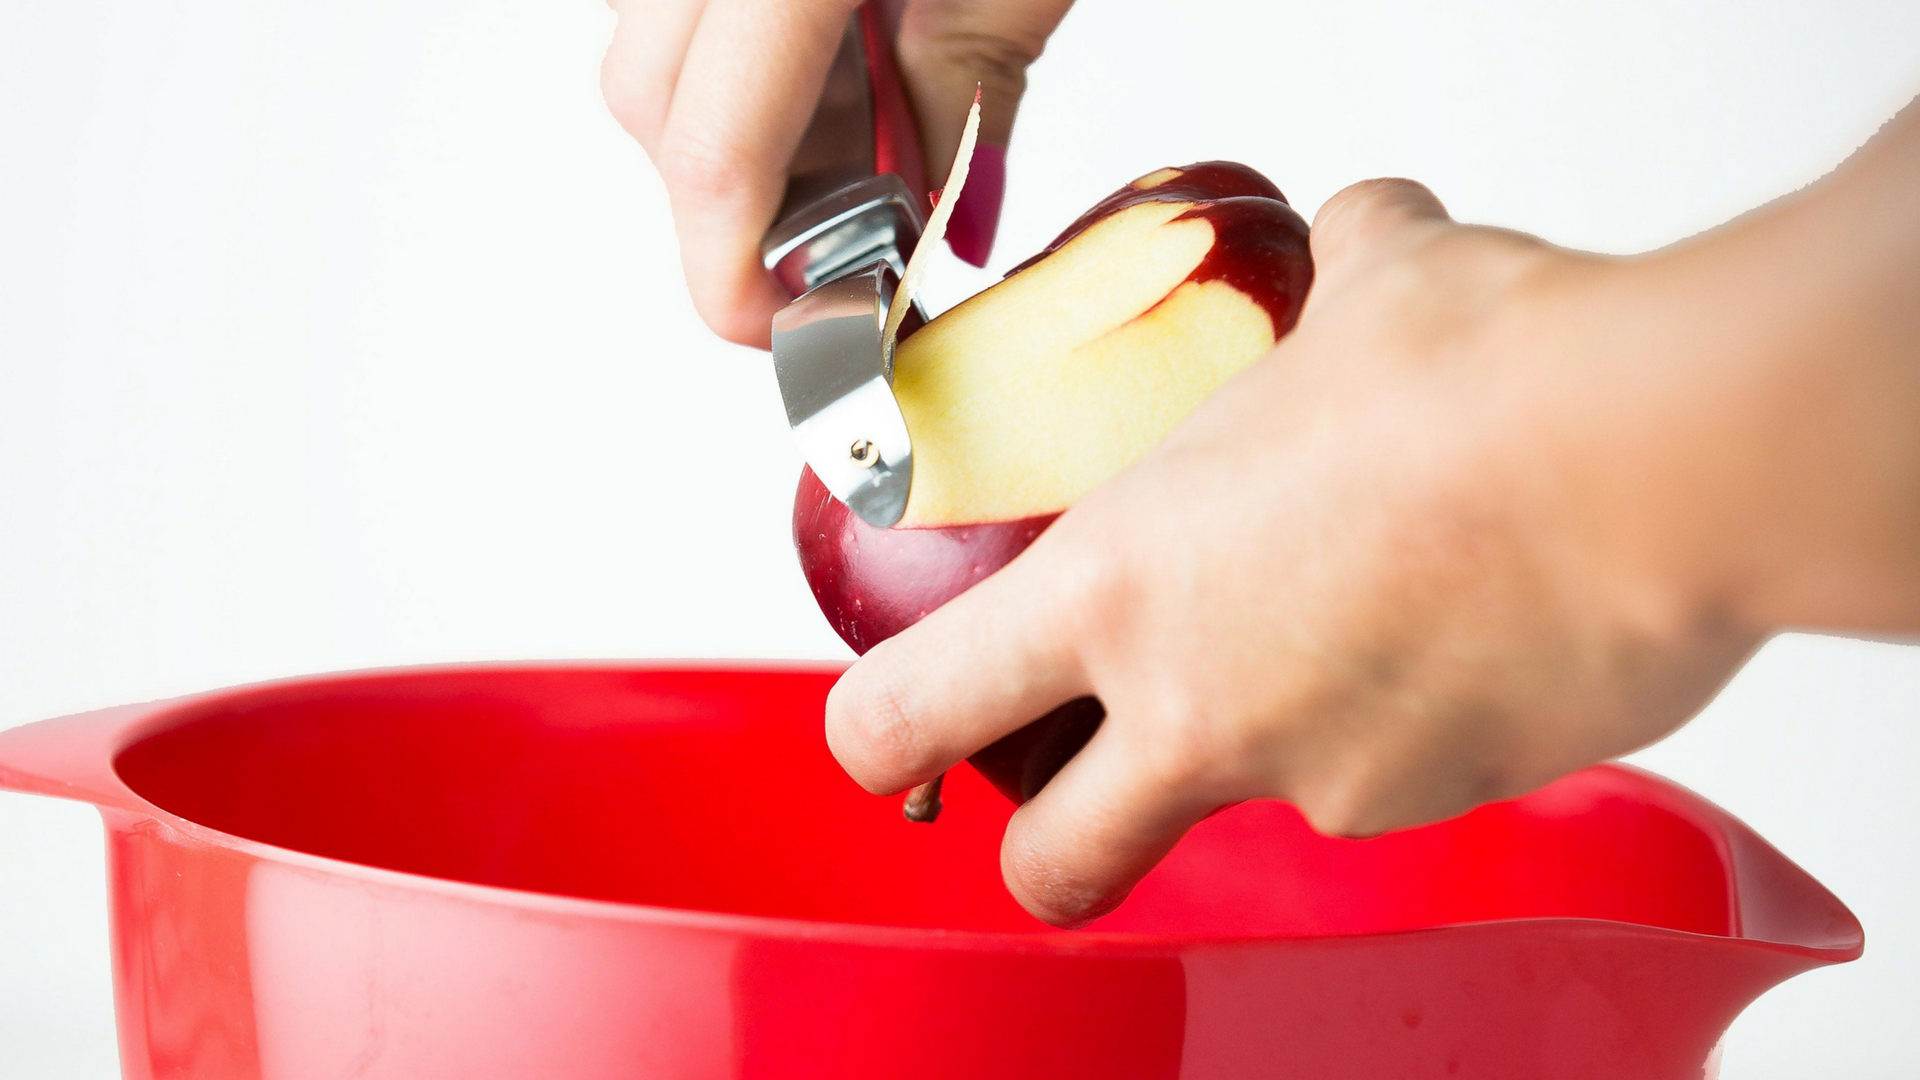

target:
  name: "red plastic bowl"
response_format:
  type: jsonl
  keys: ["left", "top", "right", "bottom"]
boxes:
{"left": 0, "top": 664, "right": 1860, "bottom": 1079}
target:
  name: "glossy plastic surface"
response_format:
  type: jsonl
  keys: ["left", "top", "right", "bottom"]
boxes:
{"left": 0, "top": 664, "right": 1861, "bottom": 1079}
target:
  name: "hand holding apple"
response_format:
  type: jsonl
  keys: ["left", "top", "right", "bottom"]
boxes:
{"left": 824, "top": 98, "right": 1920, "bottom": 927}
{"left": 796, "top": 161, "right": 1314, "bottom": 816}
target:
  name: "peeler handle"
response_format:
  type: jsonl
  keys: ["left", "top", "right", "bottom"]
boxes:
{"left": 761, "top": 2, "right": 927, "bottom": 527}
{"left": 761, "top": 3, "right": 930, "bottom": 298}
{"left": 856, "top": 3, "right": 928, "bottom": 215}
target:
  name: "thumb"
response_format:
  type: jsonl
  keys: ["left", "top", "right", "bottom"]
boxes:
{"left": 1309, "top": 178, "right": 1452, "bottom": 294}
{"left": 893, "top": 0, "right": 1077, "bottom": 266}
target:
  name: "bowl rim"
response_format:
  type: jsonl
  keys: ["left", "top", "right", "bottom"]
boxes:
{"left": 0, "top": 660, "right": 1865, "bottom": 962}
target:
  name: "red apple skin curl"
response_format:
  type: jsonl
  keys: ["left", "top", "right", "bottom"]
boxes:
{"left": 795, "top": 161, "right": 1314, "bottom": 814}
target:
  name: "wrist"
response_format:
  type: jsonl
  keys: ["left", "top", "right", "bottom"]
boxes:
{"left": 1487, "top": 254, "right": 1767, "bottom": 666}
{"left": 1683, "top": 110, "right": 1920, "bottom": 636}
{"left": 1548, "top": 110, "right": 1920, "bottom": 640}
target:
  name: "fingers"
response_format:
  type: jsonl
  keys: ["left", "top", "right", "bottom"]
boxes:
{"left": 627, "top": 0, "right": 862, "bottom": 345}
{"left": 825, "top": 539, "right": 1095, "bottom": 796}
{"left": 895, "top": 0, "right": 1072, "bottom": 166}
{"left": 895, "top": 0, "right": 1076, "bottom": 265}
{"left": 1000, "top": 721, "right": 1225, "bottom": 927}
{"left": 601, "top": 0, "right": 708, "bottom": 152}
{"left": 824, "top": 504, "right": 1229, "bottom": 930}
{"left": 602, "top": 0, "right": 1077, "bottom": 337}
{"left": 1309, "top": 178, "right": 1451, "bottom": 293}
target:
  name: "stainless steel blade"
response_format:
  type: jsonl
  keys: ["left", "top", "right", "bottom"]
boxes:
{"left": 762, "top": 173, "right": 923, "bottom": 298}
{"left": 771, "top": 262, "right": 913, "bottom": 527}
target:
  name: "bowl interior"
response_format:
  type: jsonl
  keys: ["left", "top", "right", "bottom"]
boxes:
{"left": 113, "top": 666, "right": 1733, "bottom": 938}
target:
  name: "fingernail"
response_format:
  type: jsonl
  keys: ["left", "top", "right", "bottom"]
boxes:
{"left": 946, "top": 143, "right": 1006, "bottom": 267}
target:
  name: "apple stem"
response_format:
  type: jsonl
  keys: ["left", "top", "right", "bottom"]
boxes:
{"left": 903, "top": 774, "right": 944, "bottom": 823}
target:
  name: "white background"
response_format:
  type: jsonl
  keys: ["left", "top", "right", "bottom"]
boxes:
{"left": 2, "top": 1, "right": 1916, "bottom": 1076}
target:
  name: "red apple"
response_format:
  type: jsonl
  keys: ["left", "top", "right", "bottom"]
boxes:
{"left": 796, "top": 161, "right": 1314, "bottom": 816}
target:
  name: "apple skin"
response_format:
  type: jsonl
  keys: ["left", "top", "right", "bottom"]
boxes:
{"left": 794, "top": 465, "right": 1097, "bottom": 804}
{"left": 795, "top": 161, "right": 1313, "bottom": 807}
{"left": 1008, "top": 160, "right": 1313, "bottom": 337}
{"left": 794, "top": 465, "right": 1057, "bottom": 656}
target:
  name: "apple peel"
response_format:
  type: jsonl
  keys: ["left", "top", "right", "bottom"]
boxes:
{"left": 882, "top": 88, "right": 980, "bottom": 826}
{"left": 882, "top": 87, "right": 982, "bottom": 353}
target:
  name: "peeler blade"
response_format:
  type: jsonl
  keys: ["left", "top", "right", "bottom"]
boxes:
{"left": 771, "top": 262, "right": 913, "bottom": 527}
{"left": 761, "top": 3, "right": 927, "bottom": 528}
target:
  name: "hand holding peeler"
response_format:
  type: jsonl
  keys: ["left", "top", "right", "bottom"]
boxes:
{"left": 762, "top": 3, "right": 928, "bottom": 528}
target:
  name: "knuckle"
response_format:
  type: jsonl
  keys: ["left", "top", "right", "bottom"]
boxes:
{"left": 653, "top": 136, "right": 746, "bottom": 210}
{"left": 1294, "top": 763, "right": 1394, "bottom": 839}
{"left": 933, "top": 32, "right": 1041, "bottom": 88}
{"left": 1321, "top": 177, "right": 1437, "bottom": 228}
{"left": 1045, "top": 534, "right": 1130, "bottom": 641}
{"left": 598, "top": 57, "right": 648, "bottom": 134}
{"left": 901, "top": 6, "right": 1050, "bottom": 82}
{"left": 695, "top": 295, "right": 773, "bottom": 348}
{"left": 1297, "top": 791, "right": 1377, "bottom": 839}
{"left": 1132, "top": 696, "right": 1218, "bottom": 793}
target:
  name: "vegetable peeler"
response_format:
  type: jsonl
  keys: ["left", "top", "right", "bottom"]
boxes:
{"left": 762, "top": 3, "right": 929, "bottom": 528}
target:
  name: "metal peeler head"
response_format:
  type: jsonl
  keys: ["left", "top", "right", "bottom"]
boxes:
{"left": 761, "top": 4, "right": 927, "bottom": 528}
{"left": 771, "top": 261, "right": 916, "bottom": 527}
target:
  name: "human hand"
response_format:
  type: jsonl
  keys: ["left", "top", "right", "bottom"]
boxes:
{"left": 822, "top": 115, "right": 1920, "bottom": 927}
{"left": 601, "top": 0, "right": 1076, "bottom": 346}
